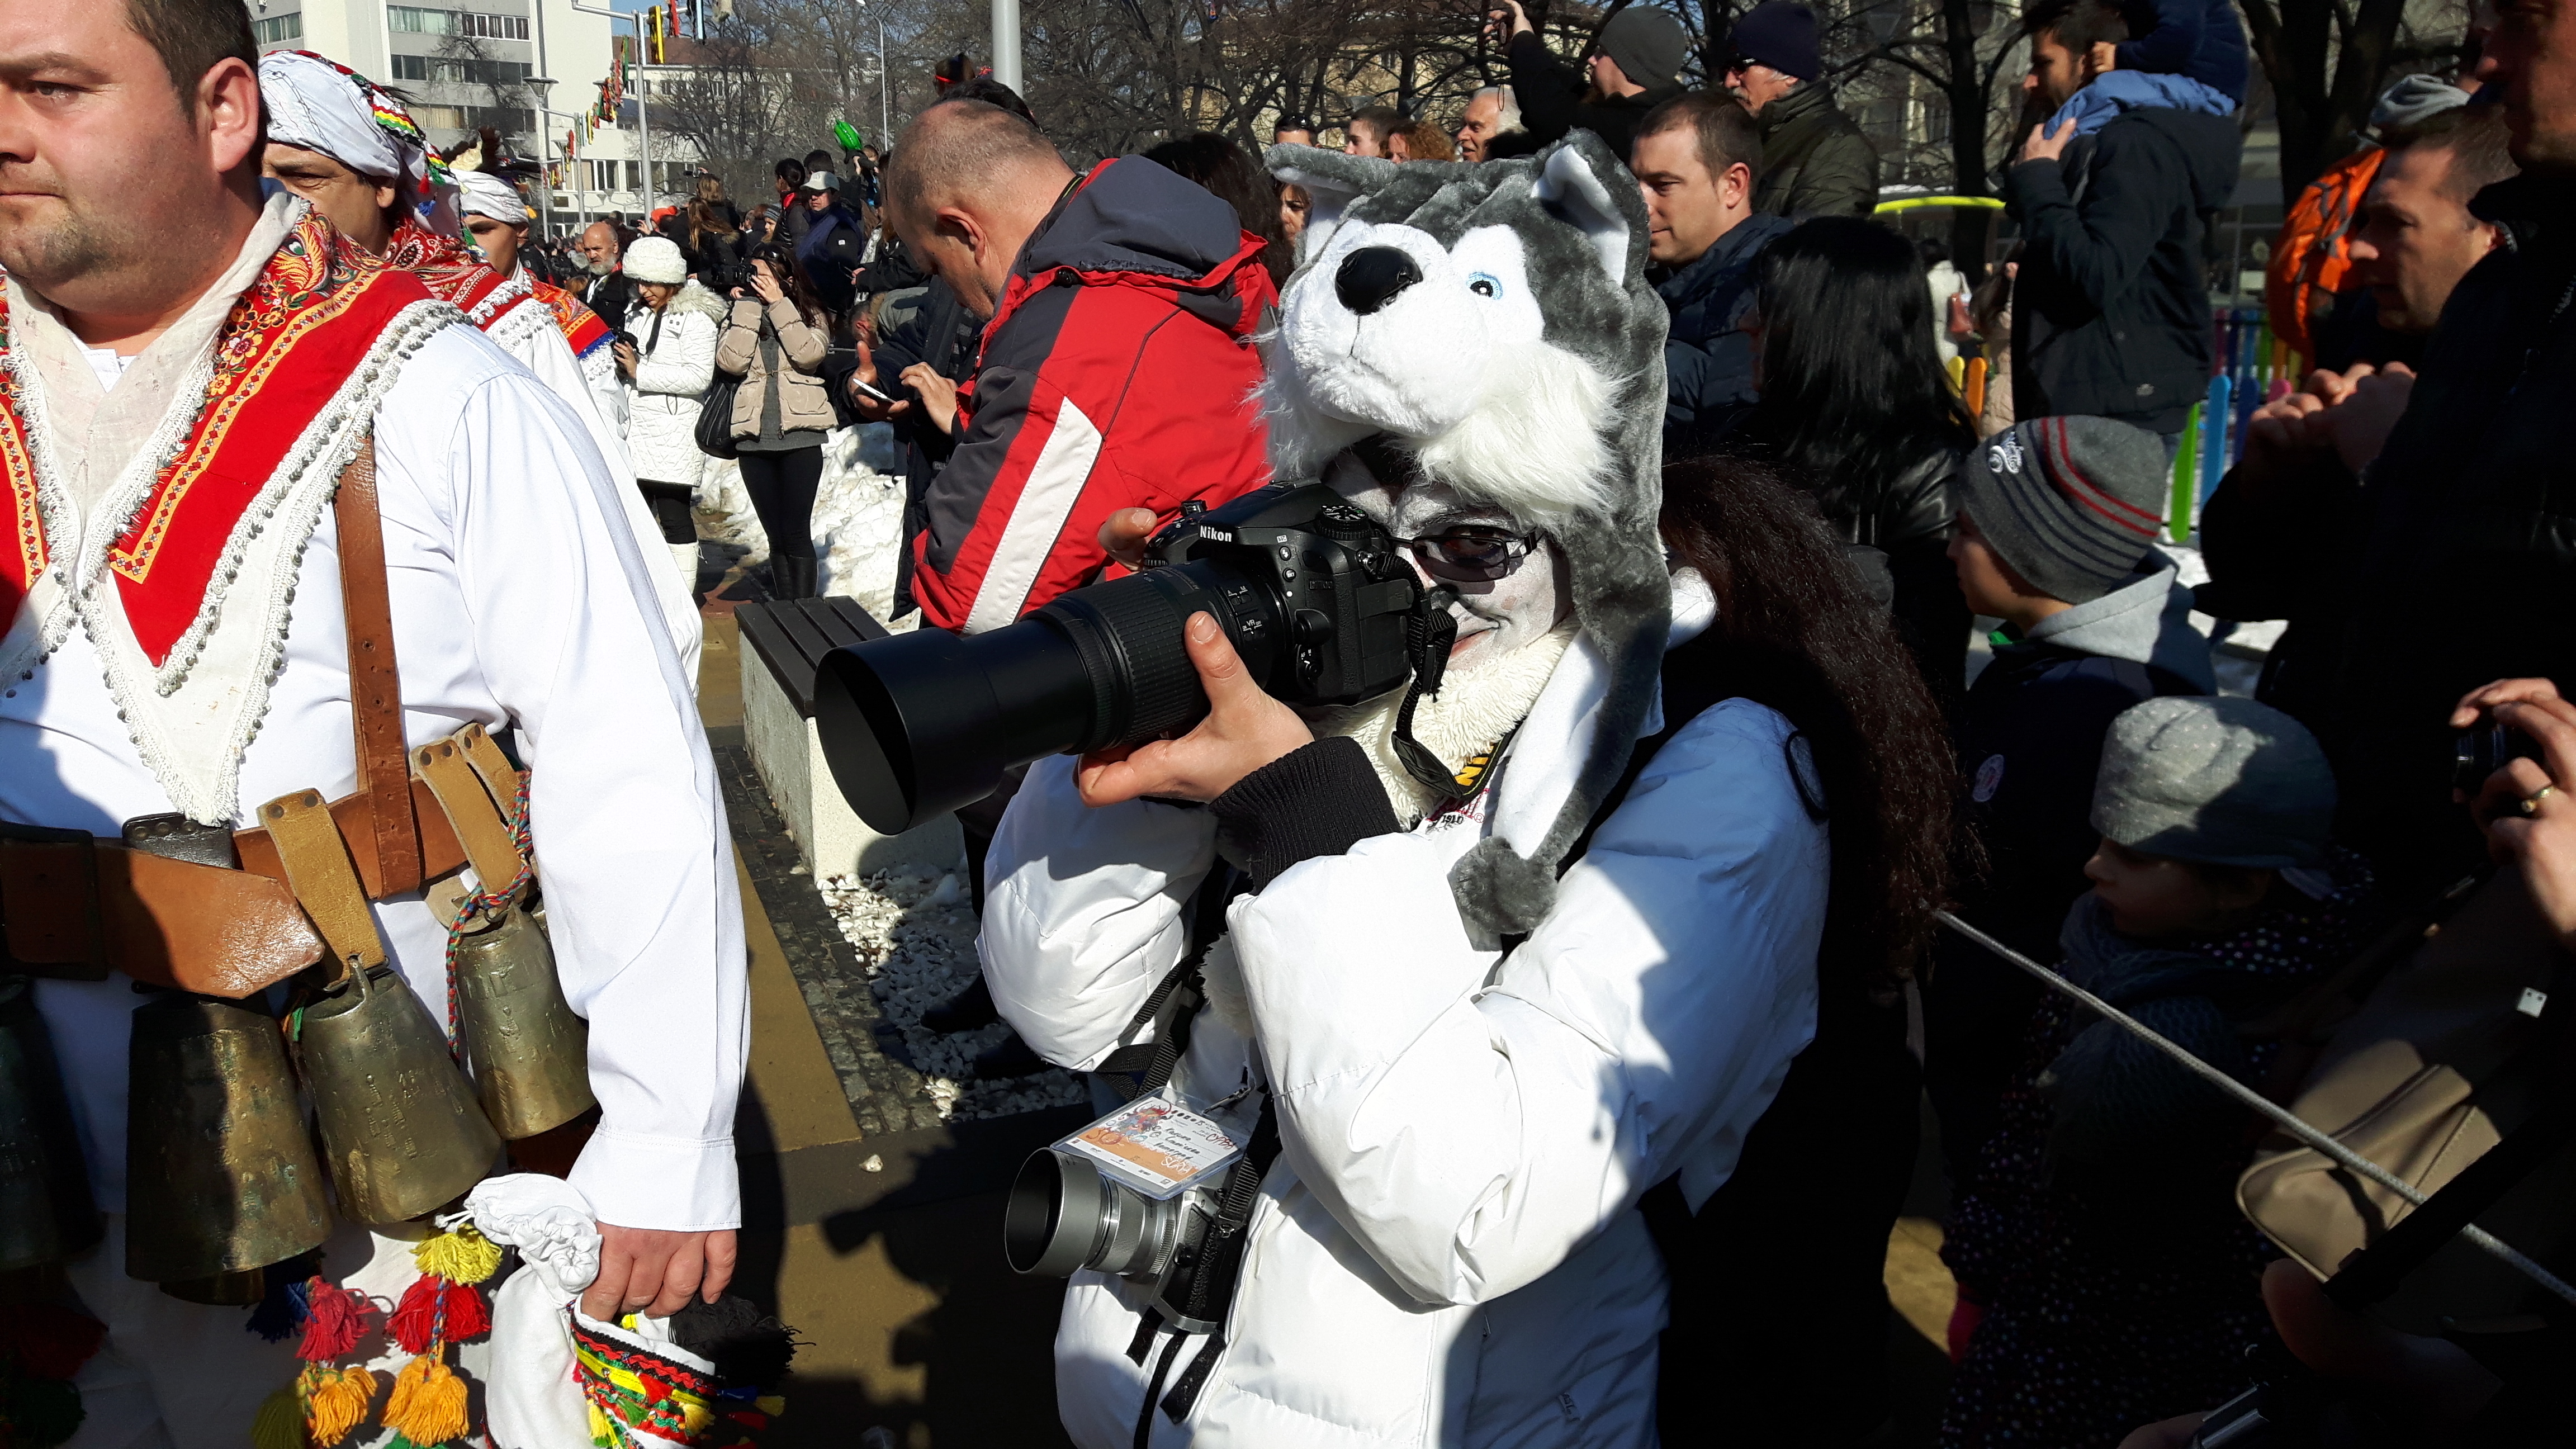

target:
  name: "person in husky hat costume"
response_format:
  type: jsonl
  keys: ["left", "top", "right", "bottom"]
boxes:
{"left": 979, "top": 130, "right": 1827, "bottom": 1447}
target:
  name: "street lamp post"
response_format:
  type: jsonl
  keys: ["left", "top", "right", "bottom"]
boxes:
{"left": 991, "top": 0, "right": 1021, "bottom": 93}
{"left": 543, "top": 106, "right": 592, "bottom": 230}
{"left": 527, "top": 75, "right": 556, "bottom": 237}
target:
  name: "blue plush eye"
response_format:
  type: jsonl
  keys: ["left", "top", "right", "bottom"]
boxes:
{"left": 1468, "top": 272, "right": 1502, "bottom": 298}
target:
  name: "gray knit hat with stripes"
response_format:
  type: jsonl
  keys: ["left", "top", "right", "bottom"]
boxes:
{"left": 1957, "top": 416, "right": 2169, "bottom": 605}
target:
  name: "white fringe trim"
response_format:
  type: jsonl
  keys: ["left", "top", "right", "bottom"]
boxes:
{"left": 81, "top": 298, "right": 466, "bottom": 823}
{"left": 0, "top": 337, "right": 83, "bottom": 683}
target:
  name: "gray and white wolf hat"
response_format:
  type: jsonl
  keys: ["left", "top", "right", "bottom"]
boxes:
{"left": 1264, "top": 131, "right": 1671, "bottom": 937}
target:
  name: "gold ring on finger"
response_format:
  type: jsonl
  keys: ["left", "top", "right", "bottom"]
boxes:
{"left": 2521, "top": 784, "right": 2559, "bottom": 816}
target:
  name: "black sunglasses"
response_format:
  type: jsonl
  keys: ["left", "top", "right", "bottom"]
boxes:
{"left": 1396, "top": 525, "right": 1540, "bottom": 583}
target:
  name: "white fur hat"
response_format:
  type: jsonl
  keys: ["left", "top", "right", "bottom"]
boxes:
{"left": 625, "top": 236, "right": 688, "bottom": 285}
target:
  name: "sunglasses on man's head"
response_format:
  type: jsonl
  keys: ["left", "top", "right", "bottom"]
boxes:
{"left": 1396, "top": 526, "right": 1540, "bottom": 582}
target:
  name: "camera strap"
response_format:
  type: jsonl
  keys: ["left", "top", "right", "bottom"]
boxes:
{"left": 1095, "top": 865, "right": 1240, "bottom": 1102}
{"left": 1393, "top": 586, "right": 1492, "bottom": 802}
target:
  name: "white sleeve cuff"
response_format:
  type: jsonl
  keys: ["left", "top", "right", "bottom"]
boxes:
{"left": 567, "top": 1126, "right": 741, "bottom": 1232}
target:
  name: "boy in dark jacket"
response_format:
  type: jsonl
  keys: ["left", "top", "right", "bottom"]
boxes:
{"left": 2007, "top": 0, "right": 2242, "bottom": 441}
{"left": 1942, "top": 697, "right": 2375, "bottom": 1448}
{"left": 1926, "top": 416, "right": 2215, "bottom": 1182}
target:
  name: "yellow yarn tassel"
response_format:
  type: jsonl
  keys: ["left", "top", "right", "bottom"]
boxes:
{"left": 299, "top": 1362, "right": 379, "bottom": 1448}
{"left": 411, "top": 1224, "right": 503, "bottom": 1285}
{"left": 252, "top": 1384, "right": 306, "bottom": 1449}
{"left": 585, "top": 1401, "right": 614, "bottom": 1445}
{"left": 382, "top": 1353, "right": 471, "bottom": 1446}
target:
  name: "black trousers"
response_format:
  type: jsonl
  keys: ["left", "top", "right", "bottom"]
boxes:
{"left": 1652, "top": 983, "right": 1922, "bottom": 1447}
{"left": 736, "top": 447, "right": 823, "bottom": 561}
{"left": 636, "top": 479, "right": 695, "bottom": 544}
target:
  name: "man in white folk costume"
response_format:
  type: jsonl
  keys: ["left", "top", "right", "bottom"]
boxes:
{"left": 0, "top": 2, "right": 746, "bottom": 1444}
{"left": 255, "top": 48, "right": 703, "bottom": 677}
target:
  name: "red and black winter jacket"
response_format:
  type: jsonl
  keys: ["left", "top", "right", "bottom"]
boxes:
{"left": 910, "top": 156, "right": 1277, "bottom": 633}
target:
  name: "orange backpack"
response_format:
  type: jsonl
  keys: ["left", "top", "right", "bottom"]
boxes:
{"left": 2267, "top": 146, "right": 2385, "bottom": 364}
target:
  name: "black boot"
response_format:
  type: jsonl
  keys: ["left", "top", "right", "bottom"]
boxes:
{"left": 772, "top": 553, "right": 817, "bottom": 601}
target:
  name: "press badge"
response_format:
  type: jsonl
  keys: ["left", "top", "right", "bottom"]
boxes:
{"left": 1059, "top": 1098, "right": 1246, "bottom": 1200}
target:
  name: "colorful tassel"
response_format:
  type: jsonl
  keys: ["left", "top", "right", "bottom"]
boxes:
{"left": 0, "top": 1306, "right": 106, "bottom": 1381}
{"left": 388, "top": 1276, "right": 491, "bottom": 1355}
{"left": 296, "top": 1362, "right": 378, "bottom": 1448}
{"left": 411, "top": 1225, "right": 503, "bottom": 1286}
{"left": 250, "top": 1385, "right": 306, "bottom": 1449}
{"left": 295, "top": 1278, "right": 377, "bottom": 1362}
{"left": 247, "top": 1272, "right": 316, "bottom": 1343}
{"left": 381, "top": 1353, "right": 470, "bottom": 1447}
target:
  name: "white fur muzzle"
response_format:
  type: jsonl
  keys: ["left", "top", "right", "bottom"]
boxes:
{"left": 1263, "top": 220, "right": 1612, "bottom": 525}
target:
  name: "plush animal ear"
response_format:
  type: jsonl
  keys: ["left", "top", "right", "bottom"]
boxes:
{"left": 1267, "top": 144, "right": 1395, "bottom": 266}
{"left": 1530, "top": 139, "right": 1633, "bottom": 287}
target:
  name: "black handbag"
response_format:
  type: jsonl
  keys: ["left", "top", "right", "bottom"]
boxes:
{"left": 695, "top": 371, "right": 742, "bottom": 461}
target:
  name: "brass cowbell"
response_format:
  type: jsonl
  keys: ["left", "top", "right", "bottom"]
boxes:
{"left": 0, "top": 976, "right": 102, "bottom": 1272}
{"left": 124, "top": 992, "right": 331, "bottom": 1285}
{"left": 452, "top": 905, "right": 594, "bottom": 1139}
{"left": 295, "top": 964, "right": 499, "bottom": 1225}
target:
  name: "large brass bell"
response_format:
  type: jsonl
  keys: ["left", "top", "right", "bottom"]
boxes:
{"left": 453, "top": 905, "right": 594, "bottom": 1139}
{"left": 124, "top": 992, "right": 330, "bottom": 1284}
{"left": 0, "top": 976, "right": 102, "bottom": 1272}
{"left": 295, "top": 964, "right": 499, "bottom": 1224}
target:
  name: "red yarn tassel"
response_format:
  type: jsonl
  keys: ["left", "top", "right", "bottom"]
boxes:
{"left": 296, "top": 1277, "right": 377, "bottom": 1362}
{"left": 389, "top": 1276, "right": 492, "bottom": 1354}
{"left": 0, "top": 1304, "right": 106, "bottom": 1380}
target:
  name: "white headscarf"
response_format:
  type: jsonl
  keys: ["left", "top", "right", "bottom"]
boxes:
{"left": 458, "top": 170, "right": 533, "bottom": 225}
{"left": 258, "top": 49, "right": 458, "bottom": 235}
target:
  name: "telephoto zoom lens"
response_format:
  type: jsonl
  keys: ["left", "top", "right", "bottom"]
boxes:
{"left": 1003, "top": 1149, "right": 1183, "bottom": 1279}
{"left": 815, "top": 560, "right": 1284, "bottom": 836}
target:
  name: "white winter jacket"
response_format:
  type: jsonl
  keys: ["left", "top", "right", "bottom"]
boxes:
{"left": 622, "top": 286, "right": 721, "bottom": 493}
{"left": 981, "top": 581, "right": 1827, "bottom": 1448}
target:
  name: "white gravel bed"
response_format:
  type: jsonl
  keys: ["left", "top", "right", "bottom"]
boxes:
{"left": 818, "top": 864, "right": 1084, "bottom": 1121}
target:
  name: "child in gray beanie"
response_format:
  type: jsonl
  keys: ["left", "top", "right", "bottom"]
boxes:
{"left": 1939, "top": 695, "right": 2381, "bottom": 1446}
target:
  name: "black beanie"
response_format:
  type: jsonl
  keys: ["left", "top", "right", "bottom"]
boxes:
{"left": 1597, "top": 7, "right": 1691, "bottom": 91}
{"left": 1955, "top": 417, "right": 2170, "bottom": 605}
{"left": 1726, "top": 2, "right": 1822, "bottom": 82}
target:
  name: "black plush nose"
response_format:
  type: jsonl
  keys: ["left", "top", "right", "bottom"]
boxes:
{"left": 1335, "top": 247, "right": 1422, "bottom": 315}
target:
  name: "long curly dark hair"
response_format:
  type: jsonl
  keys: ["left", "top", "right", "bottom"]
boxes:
{"left": 1732, "top": 217, "right": 1974, "bottom": 527}
{"left": 1660, "top": 456, "right": 1964, "bottom": 985}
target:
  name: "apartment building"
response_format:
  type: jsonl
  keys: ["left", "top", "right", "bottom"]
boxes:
{"left": 246, "top": 0, "right": 698, "bottom": 233}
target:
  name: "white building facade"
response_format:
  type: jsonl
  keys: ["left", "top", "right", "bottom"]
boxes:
{"left": 247, "top": 0, "right": 698, "bottom": 234}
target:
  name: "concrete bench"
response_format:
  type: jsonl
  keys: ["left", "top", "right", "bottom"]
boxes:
{"left": 736, "top": 598, "right": 963, "bottom": 879}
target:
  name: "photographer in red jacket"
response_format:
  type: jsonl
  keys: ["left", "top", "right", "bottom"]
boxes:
{"left": 851, "top": 100, "right": 1277, "bottom": 633}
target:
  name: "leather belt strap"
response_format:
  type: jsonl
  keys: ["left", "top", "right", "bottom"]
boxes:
{"left": 230, "top": 439, "right": 449, "bottom": 898}
{"left": 413, "top": 737, "right": 524, "bottom": 899}
{"left": 334, "top": 439, "right": 422, "bottom": 897}
{"left": 255, "top": 789, "right": 385, "bottom": 981}
{"left": 0, "top": 834, "right": 323, "bottom": 995}
{"left": 457, "top": 723, "right": 525, "bottom": 834}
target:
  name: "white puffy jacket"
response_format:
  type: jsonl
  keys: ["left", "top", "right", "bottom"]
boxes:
{"left": 981, "top": 583, "right": 1827, "bottom": 1448}
{"left": 622, "top": 286, "right": 721, "bottom": 493}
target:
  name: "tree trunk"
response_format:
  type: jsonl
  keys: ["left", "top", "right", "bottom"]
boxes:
{"left": 2247, "top": 0, "right": 2408, "bottom": 202}
{"left": 1942, "top": 0, "right": 1992, "bottom": 281}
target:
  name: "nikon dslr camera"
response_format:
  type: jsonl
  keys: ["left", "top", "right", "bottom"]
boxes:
{"left": 815, "top": 482, "right": 1441, "bottom": 834}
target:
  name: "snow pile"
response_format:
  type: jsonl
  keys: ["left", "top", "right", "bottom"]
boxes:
{"left": 818, "top": 865, "right": 1083, "bottom": 1121}
{"left": 693, "top": 457, "right": 768, "bottom": 563}
{"left": 812, "top": 428, "right": 907, "bottom": 624}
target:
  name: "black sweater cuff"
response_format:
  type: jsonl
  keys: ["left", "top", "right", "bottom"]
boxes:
{"left": 1210, "top": 736, "right": 1401, "bottom": 889}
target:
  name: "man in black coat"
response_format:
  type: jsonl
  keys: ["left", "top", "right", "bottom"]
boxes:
{"left": 1633, "top": 91, "right": 1792, "bottom": 457}
{"left": 2005, "top": 0, "right": 2239, "bottom": 445}
{"left": 1721, "top": 2, "right": 1881, "bottom": 219}
{"left": 1486, "top": 0, "right": 1685, "bottom": 161}
{"left": 2200, "top": 49, "right": 2576, "bottom": 899}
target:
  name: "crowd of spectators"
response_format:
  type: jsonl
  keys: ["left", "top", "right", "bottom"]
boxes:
{"left": 521, "top": 8, "right": 2576, "bottom": 1440}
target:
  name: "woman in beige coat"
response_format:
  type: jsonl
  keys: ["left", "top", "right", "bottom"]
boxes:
{"left": 715, "top": 244, "right": 835, "bottom": 599}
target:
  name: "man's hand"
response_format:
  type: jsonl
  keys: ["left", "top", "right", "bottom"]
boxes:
{"left": 2088, "top": 40, "right": 2119, "bottom": 73}
{"left": 1484, "top": 1, "right": 1533, "bottom": 43}
{"left": 2456, "top": 678, "right": 2576, "bottom": 955}
{"left": 2323, "top": 361, "right": 2414, "bottom": 472}
{"left": 2018, "top": 116, "right": 2075, "bottom": 166}
{"left": 899, "top": 363, "right": 959, "bottom": 435}
{"left": 846, "top": 337, "right": 908, "bottom": 421}
{"left": 1097, "top": 506, "right": 1159, "bottom": 569}
{"left": 1075, "top": 613, "right": 1312, "bottom": 806}
{"left": 584, "top": 1225, "right": 737, "bottom": 1321}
